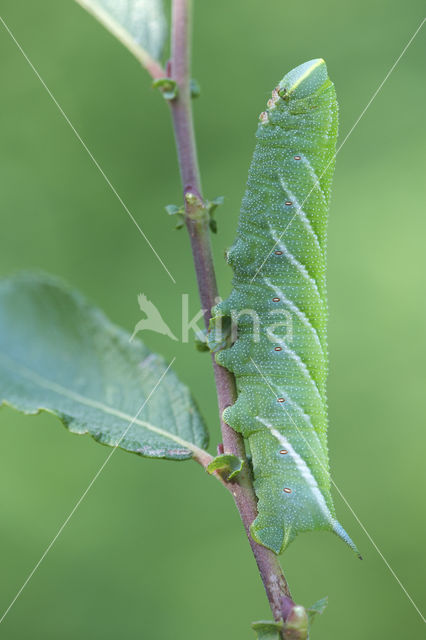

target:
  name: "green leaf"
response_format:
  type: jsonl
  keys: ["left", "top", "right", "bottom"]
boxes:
{"left": 165, "top": 203, "right": 185, "bottom": 229}
{"left": 165, "top": 204, "right": 184, "bottom": 216}
{"left": 206, "top": 454, "right": 243, "bottom": 480}
{"left": 252, "top": 621, "right": 283, "bottom": 640}
{"left": 205, "top": 195, "right": 224, "bottom": 234}
{"left": 307, "top": 596, "right": 328, "bottom": 625}
{"left": 207, "top": 306, "right": 232, "bottom": 353}
{"left": 253, "top": 600, "right": 326, "bottom": 640}
{"left": 194, "top": 330, "right": 209, "bottom": 352}
{"left": 74, "top": 0, "right": 168, "bottom": 68}
{"left": 190, "top": 78, "right": 201, "bottom": 99}
{"left": 208, "top": 195, "right": 225, "bottom": 213}
{"left": 0, "top": 273, "right": 209, "bottom": 461}
{"left": 152, "top": 78, "right": 179, "bottom": 100}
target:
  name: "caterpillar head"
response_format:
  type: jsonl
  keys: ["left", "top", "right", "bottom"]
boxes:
{"left": 278, "top": 58, "right": 328, "bottom": 99}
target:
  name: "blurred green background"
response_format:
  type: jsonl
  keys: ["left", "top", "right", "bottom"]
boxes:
{"left": 0, "top": 1, "right": 425, "bottom": 638}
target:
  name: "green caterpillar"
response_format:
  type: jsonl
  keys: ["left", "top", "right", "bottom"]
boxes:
{"left": 210, "top": 59, "right": 357, "bottom": 555}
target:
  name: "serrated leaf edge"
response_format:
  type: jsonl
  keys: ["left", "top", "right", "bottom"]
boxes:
{"left": 0, "top": 351, "right": 208, "bottom": 460}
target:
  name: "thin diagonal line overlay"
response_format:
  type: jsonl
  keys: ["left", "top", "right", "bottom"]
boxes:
{"left": 251, "top": 17, "right": 425, "bottom": 282}
{"left": 0, "top": 16, "right": 176, "bottom": 284}
{"left": 250, "top": 357, "right": 425, "bottom": 623}
{"left": 0, "top": 357, "right": 176, "bottom": 625}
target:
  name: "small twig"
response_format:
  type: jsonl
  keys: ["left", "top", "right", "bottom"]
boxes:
{"left": 142, "top": 56, "right": 167, "bottom": 81}
{"left": 167, "top": 0, "right": 295, "bottom": 629}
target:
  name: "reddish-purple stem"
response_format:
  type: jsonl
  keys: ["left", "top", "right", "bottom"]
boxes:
{"left": 167, "top": 0, "right": 294, "bottom": 628}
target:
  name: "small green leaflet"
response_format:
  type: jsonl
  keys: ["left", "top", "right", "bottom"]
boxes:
{"left": 0, "top": 273, "right": 208, "bottom": 461}
{"left": 306, "top": 596, "right": 328, "bottom": 624}
{"left": 210, "top": 60, "right": 358, "bottom": 555}
{"left": 252, "top": 620, "right": 283, "bottom": 640}
{"left": 74, "top": 0, "right": 168, "bottom": 67}
{"left": 206, "top": 453, "right": 243, "bottom": 480}
{"left": 252, "top": 598, "right": 326, "bottom": 640}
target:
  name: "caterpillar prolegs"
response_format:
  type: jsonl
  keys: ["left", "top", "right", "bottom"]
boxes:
{"left": 210, "top": 59, "right": 358, "bottom": 555}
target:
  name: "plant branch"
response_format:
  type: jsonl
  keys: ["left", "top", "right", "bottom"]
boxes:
{"left": 142, "top": 55, "right": 167, "bottom": 81}
{"left": 168, "top": 0, "right": 295, "bottom": 630}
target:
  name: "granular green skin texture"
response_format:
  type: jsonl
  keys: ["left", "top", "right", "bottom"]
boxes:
{"left": 212, "top": 59, "right": 357, "bottom": 555}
